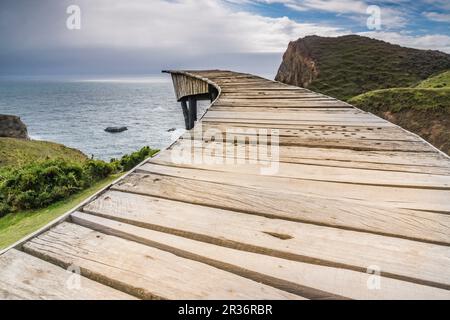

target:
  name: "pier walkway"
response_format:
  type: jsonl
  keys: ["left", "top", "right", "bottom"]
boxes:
{"left": 1, "top": 70, "right": 449, "bottom": 300}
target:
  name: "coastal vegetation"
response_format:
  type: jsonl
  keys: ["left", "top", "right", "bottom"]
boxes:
{"left": 0, "top": 139, "right": 158, "bottom": 249}
{"left": 349, "top": 71, "right": 450, "bottom": 155}
{"left": 0, "top": 173, "right": 121, "bottom": 249}
{"left": 0, "top": 144, "right": 158, "bottom": 217}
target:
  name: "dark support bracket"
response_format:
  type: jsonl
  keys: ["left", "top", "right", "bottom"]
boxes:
{"left": 209, "top": 85, "right": 218, "bottom": 102}
{"left": 180, "top": 98, "right": 190, "bottom": 130}
{"left": 180, "top": 96, "right": 198, "bottom": 130}
{"left": 189, "top": 96, "right": 197, "bottom": 126}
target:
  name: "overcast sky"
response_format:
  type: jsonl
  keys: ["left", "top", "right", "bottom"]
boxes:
{"left": 1, "top": 0, "right": 449, "bottom": 78}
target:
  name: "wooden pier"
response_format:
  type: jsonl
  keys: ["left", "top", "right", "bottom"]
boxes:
{"left": 1, "top": 70, "right": 450, "bottom": 300}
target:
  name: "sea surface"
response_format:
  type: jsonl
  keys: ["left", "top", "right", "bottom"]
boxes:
{"left": 0, "top": 76, "right": 209, "bottom": 160}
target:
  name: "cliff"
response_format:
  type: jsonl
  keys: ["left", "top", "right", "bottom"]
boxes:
{"left": 275, "top": 35, "right": 450, "bottom": 101}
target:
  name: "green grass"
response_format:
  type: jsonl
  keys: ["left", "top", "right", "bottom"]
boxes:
{"left": 348, "top": 80, "right": 450, "bottom": 155}
{"left": 0, "top": 137, "right": 87, "bottom": 170}
{"left": 0, "top": 173, "right": 123, "bottom": 250}
{"left": 416, "top": 70, "right": 450, "bottom": 89}
{"left": 348, "top": 87, "right": 450, "bottom": 113}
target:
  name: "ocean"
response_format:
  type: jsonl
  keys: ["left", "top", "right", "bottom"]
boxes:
{"left": 0, "top": 76, "right": 209, "bottom": 160}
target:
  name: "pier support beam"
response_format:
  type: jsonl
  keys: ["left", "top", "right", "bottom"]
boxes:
{"left": 180, "top": 98, "right": 190, "bottom": 130}
{"left": 188, "top": 97, "right": 197, "bottom": 129}
{"left": 180, "top": 96, "right": 198, "bottom": 130}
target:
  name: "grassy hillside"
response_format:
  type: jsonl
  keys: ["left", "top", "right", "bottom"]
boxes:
{"left": 349, "top": 71, "right": 450, "bottom": 155}
{"left": 276, "top": 35, "right": 450, "bottom": 101}
{"left": 416, "top": 70, "right": 450, "bottom": 89}
{"left": 0, "top": 138, "right": 87, "bottom": 170}
{"left": 349, "top": 87, "right": 450, "bottom": 113}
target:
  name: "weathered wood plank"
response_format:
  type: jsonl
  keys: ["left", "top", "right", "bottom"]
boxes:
{"left": 0, "top": 249, "right": 134, "bottom": 300}
{"left": 148, "top": 151, "right": 450, "bottom": 189}
{"left": 133, "top": 165, "right": 450, "bottom": 243}
{"left": 204, "top": 113, "right": 387, "bottom": 123}
{"left": 147, "top": 154, "right": 450, "bottom": 212}
{"left": 172, "top": 139, "right": 448, "bottom": 167}
{"left": 173, "top": 144, "right": 449, "bottom": 175}
{"left": 170, "top": 74, "right": 209, "bottom": 101}
{"left": 181, "top": 131, "right": 431, "bottom": 152}
{"left": 23, "top": 222, "right": 302, "bottom": 300}
{"left": 72, "top": 212, "right": 450, "bottom": 300}
{"left": 170, "top": 141, "right": 450, "bottom": 174}
{"left": 213, "top": 101, "right": 352, "bottom": 108}
{"left": 83, "top": 190, "right": 450, "bottom": 289}
{"left": 202, "top": 118, "right": 393, "bottom": 127}
{"left": 198, "top": 122, "right": 420, "bottom": 139}
{"left": 210, "top": 106, "right": 363, "bottom": 113}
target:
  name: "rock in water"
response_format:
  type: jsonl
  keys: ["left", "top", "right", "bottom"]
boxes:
{"left": 167, "top": 128, "right": 176, "bottom": 132}
{"left": 0, "top": 114, "right": 29, "bottom": 139}
{"left": 105, "top": 126, "right": 128, "bottom": 133}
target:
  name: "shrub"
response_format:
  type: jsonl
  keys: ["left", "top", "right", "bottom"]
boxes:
{"left": 83, "top": 160, "right": 115, "bottom": 182}
{"left": 0, "top": 146, "right": 158, "bottom": 217}
{"left": 0, "top": 159, "right": 87, "bottom": 216}
{"left": 114, "top": 146, "right": 158, "bottom": 171}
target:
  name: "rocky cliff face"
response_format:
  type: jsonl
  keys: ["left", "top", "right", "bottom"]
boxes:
{"left": 275, "top": 35, "right": 450, "bottom": 101}
{"left": 275, "top": 38, "right": 319, "bottom": 88}
{"left": 0, "top": 115, "right": 29, "bottom": 139}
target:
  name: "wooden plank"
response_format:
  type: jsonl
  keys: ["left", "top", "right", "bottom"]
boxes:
{"left": 202, "top": 118, "right": 393, "bottom": 127}
{"left": 72, "top": 212, "right": 450, "bottom": 300}
{"left": 181, "top": 132, "right": 431, "bottom": 152}
{"left": 198, "top": 123, "right": 422, "bottom": 144}
{"left": 116, "top": 170, "right": 450, "bottom": 244}
{"left": 213, "top": 101, "right": 351, "bottom": 108}
{"left": 172, "top": 139, "right": 449, "bottom": 167}
{"left": 171, "top": 74, "right": 209, "bottom": 101}
{"left": 137, "top": 163, "right": 450, "bottom": 240}
{"left": 0, "top": 249, "right": 134, "bottom": 300}
{"left": 219, "top": 95, "right": 330, "bottom": 100}
{"left": 149, "top": 150, "right": 450, "bottom": 189}
{"left": 170, "top": 141, "right": 450, "bottom": 174}
{"left": 83, "top": 190, "right": 450, "bottom": 289}
{"left": 204, "top": 112, "right": 386, "bottom": 122}
{"left": 216, "top": 99, "right": 349, "bottom": 105}
{"left": 148, "top": 154, "right": 450, "bottom": 212}
{"left": 23, "top": 222, "right": 302, "bottom": 300}
{"left": 210, "top": 107, "right": 360, "bottom": 112}
{"left": 218, "top": 86, "right": 294, "bottom": 91}
{"left": 207, "top": 110, "right": 363, "bottom": 116}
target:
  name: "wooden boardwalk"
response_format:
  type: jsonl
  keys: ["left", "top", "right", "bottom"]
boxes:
{"left": 1, "top": 70, "right": 450, "bottom": 300}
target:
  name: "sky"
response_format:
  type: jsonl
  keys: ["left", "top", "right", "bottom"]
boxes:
{"left": 0, "top": 0, "right": 449, "bottom": 78}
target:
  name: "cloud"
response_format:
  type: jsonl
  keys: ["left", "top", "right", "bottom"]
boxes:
{"left": 423, "top": 12, "right": 450, "bottom": 23}
{"left": 359, "top": 31, "right": 450, "bottom": 53}
{"left": 231, "top": 0, "right": 409, "bottom": 28}
{"left": 0, "top": 0, "right": 448, "bottom": 76}
{"left": 0, "top": 0, "right": 346, "bottom": 54}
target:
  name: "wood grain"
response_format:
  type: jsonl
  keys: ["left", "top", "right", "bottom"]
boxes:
{"left": 83, "top": 190, "right": 450, "bottom": 289}
{"left": 23, "top": 222, "right": 302, "bottom": 300}
{"left": 0, "top": 249, "right": 134, "bottom": 300}
{"left": 72, "top": 212, "right": 450, "bottom": 300}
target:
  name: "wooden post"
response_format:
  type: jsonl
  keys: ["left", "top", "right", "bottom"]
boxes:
{"left": 180, "top": 98, "right": 189, "bottom": 130}
{"left": 188, "top": 96, "right": 197, "bottom": 129}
